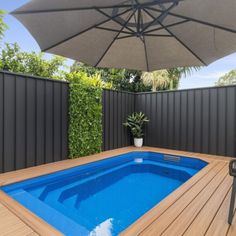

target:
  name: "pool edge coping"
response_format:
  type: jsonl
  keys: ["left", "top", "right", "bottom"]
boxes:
{"left": 0, "top": 146, "right": 231, "bottom": 236}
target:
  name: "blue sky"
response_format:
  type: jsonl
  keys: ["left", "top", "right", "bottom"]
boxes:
{"left": 1, "top": 0, "right": 236, "bottom": 89}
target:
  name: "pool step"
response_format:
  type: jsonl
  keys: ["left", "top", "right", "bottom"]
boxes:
{"left": 58, "top": 162, "right": 132, "bottom": 204}
{"left": 32, "top": 161, "right": 131, "bottom": 201}
{"left": 11, "top": 190, "right": 90, "bottom": 235}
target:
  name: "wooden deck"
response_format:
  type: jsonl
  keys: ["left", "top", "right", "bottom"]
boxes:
{"left": 0, "top": 147, "right": 235, "bottom": 236}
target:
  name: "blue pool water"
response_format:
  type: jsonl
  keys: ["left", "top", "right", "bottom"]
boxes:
{"left": 1, "top": 152, "right": 207, "bottom": 236}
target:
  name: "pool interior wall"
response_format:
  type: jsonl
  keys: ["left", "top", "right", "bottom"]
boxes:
{"left": 1, "top": 152, "right": 208, "bottom": 236}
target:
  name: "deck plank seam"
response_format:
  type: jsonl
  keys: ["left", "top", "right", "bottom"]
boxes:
{"left": 179, "top": 172, "right": 231, "bottom": 236}
{"left": 205, "top": 186, "right": 232, "bottom": 236}
{"left": 186, "top": 179, "right": 233, "bottom": 236}
{"left": 137, "top": 162, "right": 225, "bottom": 235}
{"left": 157, "top": 163, "right": 228, "bottom": 236}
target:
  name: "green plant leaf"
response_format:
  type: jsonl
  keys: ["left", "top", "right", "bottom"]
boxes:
{"left": 123, "top": 112, "right": 149, "bottom": 138}
{"left": 68, "top": 72, "right": 103, "bottom": 158}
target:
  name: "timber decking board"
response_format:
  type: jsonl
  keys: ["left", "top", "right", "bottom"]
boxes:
{"left": 183, "top": 175, "right": 232, "bottom": 236}
{"left": 137, "top": 162, "right": 227, "bottom": 236}
{"left": 0, "top": 202, "right": 37, "bottom": 236}
{"left": 0, "top": 147, "right": 234, "bottom": 236}
{"left": 161, "top": 164, "right": 229, "bottom": 236}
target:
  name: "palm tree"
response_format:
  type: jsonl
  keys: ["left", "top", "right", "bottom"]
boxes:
{"left": 142, "top": 70, "right": 170, "bottom": 92}
{"left": 142, "top": 67, "right": 200, "bottom": 92}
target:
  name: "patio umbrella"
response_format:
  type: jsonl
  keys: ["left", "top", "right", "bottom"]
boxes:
{"left": 11, "top": 0, "right": 236, "bottom": 71}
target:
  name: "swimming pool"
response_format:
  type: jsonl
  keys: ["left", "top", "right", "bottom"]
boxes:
{"left": 2, "top": 152, "right": 207, "bottom": 236}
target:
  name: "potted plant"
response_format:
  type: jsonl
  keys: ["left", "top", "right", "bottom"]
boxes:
{"left": 123, "top": 112, "right": 149, "bottom": 148}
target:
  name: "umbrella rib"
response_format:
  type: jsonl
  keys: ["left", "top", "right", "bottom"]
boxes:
{"left": 140, "top": 12, "right": 150, "bottom": 71}
{"left": 144, "top": 19, "right": 189, "bottom": 34}
{"left": 144, "top": 34, "right": 172, "bottom": 37}
{"left": 94, "top": 10, "right": 136, "bottom": 67}
{"left": 117, "top": 34, "right": 135, "bottom": 40}
{"left": 95, "top": 26, "right": 133, "bottom": 35}
{"left": 132, "top": 0, "right": 138, "bottom": 27}
{"left": 137, "top": 8, "right": 141, "bottom": 34}
{"left": 143, "top": 35, "right": 150, "bottom": 71}
{"left": 146, "top": 7, "right": 236, "bottom": 35}
{"left": 117, "top": 34, "right": 172, "bottom": 39}
{"left": 140, "top": 1, "right": 179, "bottom": 34}
{"left": 143, "top": 8, "right": 207, "bottom": 66}
{"left": 42, "top": 8, "right": 132, "bottom": 52}
{"left": 96, "top": 8, "right": 136, "bottom": 33}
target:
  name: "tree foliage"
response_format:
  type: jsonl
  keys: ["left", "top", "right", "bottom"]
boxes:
{"left": 216, "top": 70, "right": 236, "bottom": 86}
{"left": 0, "top": 10, "right": 7, "bottom": 43}
{"left": 142, "top": 70, "right": 170, "bottom": 92}
{"left": 0, "top": 43, "right": 65, "bottom": 78}
{"left": 70, "top": 61, "right": 199, "bottom": 92}
{"left": 71, "top": 61, "right": 151, "bottom": 92}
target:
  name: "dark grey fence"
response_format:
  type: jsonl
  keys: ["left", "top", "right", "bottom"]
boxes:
{"left": 135, "top": 86, "right": 236, "bottom": 157}
{"left": 0, "top": 71, "right": 69, "bottom": 173}
{"left": 1, "top": 71, "right": 235, "bottom": 174}
{"left": 102, "top": 89, "right": 135, "bottom": 151}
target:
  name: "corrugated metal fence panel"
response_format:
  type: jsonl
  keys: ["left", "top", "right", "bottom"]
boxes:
{"left": 102, "top": 89, "right": 135, "bottom": 151}
{"left": 0, "top": 73, "right": 3, "bottom": 173}
{"left": 1, "top": 72, "right": 235, "bottom": 174}
{"left": 135, "top": 86, "right": 236, "bottom": 157}
{"left": 0, "top": 71, "right": 69, "bottom": 173}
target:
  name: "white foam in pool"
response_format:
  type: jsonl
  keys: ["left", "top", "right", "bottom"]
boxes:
{"left": 90, "top": 218, "right": 113, "bottom": 236}
{"left": 134, "top": 158, "right": 143, "bottom": 163}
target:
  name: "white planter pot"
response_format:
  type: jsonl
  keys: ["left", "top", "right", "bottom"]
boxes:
{"left": 134, "top": 138, "right": 143, "bottom": 148}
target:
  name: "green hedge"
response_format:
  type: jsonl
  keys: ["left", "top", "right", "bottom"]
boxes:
{"left": 68, "top": 79, "right": 103, "bottom": 158}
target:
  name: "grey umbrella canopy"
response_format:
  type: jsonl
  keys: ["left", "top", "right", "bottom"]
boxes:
{"left": 12, "top": 0, "right": 236, "bottom": 71}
